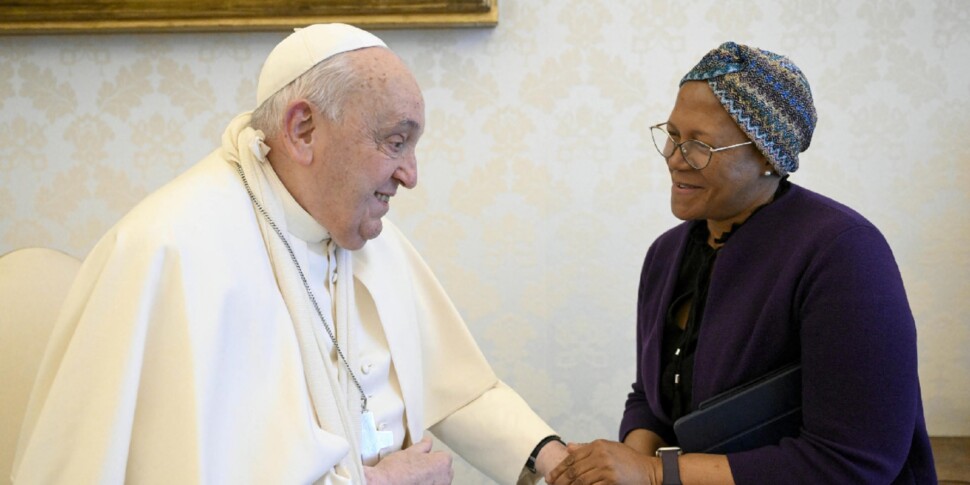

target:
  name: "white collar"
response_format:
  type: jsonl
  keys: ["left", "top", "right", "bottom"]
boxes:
{"left": 262, "top": 160, "right": 330, "bottom": 244}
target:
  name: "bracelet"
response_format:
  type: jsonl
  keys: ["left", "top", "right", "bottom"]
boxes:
{"left": 525, "top": 435, "right": 565, "bottom": 474}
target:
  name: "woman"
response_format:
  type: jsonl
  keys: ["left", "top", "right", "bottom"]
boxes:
{"left": 549, "top": 42, "right": 936, "bottom": 484}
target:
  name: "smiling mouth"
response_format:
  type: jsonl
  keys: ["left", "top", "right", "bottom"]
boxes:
{"left": 375, "top": 192, "right": 390, "bottom": 203}
{"left": 676, "top": 183, "right": 701, "bottom": 189}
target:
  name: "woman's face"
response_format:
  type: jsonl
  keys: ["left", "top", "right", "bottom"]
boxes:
{"left": 664, "top": 81, "right": 779, "bottom": 236}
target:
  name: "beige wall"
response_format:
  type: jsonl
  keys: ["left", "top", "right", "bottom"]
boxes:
{"left": 1, "top": 0, "right": 967, "bottom": 482}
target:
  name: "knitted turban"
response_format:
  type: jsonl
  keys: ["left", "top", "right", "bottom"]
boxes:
{"left": 680, "top": 42, "right": 817, "bottom": 175}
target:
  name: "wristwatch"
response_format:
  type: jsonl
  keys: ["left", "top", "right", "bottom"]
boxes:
{"left": 655, "top": 446, "right": 683, "bottom": 485}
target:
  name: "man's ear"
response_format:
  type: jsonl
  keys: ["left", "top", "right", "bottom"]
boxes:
{"left": 281, "top": 100, "right": 317, "bottom": 166}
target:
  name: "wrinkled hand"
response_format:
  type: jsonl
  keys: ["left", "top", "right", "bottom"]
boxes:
{"left": 363, "top": 436, "right": 453, "bottom": 485}
{"left": 534, "top": 439, "right": 569, "bottom": 477}
{"left": 546, "top": 439, "right": 659, "bottom": 485}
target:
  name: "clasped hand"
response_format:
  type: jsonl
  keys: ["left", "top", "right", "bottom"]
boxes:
{"left": 546, "top": 440, "right": 660, "bottom": 485}
{"left": 363, "top": 436, "right": 453, "bottom": 485}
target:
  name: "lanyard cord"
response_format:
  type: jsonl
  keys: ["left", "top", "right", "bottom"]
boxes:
{"left": 234, "top": 162, "right": 368, "bottom": 413}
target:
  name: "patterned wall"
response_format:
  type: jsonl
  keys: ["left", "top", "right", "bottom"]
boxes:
{"left": 1, "top": 0, "right": 968, "bottom": 482}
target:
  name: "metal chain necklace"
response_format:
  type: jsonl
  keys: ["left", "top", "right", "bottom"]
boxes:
{"left": 234, "top": 162, "right": 368, "bottom": 414}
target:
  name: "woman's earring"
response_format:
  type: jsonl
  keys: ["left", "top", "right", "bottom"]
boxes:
{"left": 764, "top": 170, "right": 773, "bottom": 177}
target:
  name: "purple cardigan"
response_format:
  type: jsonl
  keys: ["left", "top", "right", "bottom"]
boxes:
{"left": 620, "top": 184, "right": 936, "bottom": 484}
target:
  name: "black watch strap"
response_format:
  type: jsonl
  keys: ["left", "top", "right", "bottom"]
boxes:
{"left": 525, "top": 435, "right": 564, "bottom": 473}
{"left": 656, "top": 446, "right": 683, "bottom": 485}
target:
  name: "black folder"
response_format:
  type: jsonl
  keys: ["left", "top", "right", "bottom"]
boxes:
{"left": 673, "top": 363, "right": 802, "bottom": 454}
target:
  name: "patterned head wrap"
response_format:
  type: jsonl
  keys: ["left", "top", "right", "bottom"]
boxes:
{"left": 680, "top": 42, "right": 817, "bottom": 175}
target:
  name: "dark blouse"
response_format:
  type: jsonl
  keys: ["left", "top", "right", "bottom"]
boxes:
{"left": 659, "top": 223, "right": 715, "bottom": 421}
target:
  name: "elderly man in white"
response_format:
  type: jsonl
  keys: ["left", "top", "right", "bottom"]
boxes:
{"left": 12, "top": 24, "right": 566, "bottom": 484}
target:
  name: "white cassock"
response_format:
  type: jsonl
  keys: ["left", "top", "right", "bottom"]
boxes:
{"left": 12, "top": 113, "right": 555, "bottom": 485}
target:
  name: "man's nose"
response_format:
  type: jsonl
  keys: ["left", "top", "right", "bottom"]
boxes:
{"left": 394, "top": 152, "right": 417, "bottom": 189}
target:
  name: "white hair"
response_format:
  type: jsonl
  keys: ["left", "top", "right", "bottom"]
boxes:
{"left": 250, "top": 51, "right": 362, "bottom": 138}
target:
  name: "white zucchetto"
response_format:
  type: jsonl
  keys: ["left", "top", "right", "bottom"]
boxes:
{"left": 256, "top": 23, "right": 386, "bottom": 107}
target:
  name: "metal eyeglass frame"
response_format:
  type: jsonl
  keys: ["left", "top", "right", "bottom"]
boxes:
{"left": 650, "top": 122, "right": 753, "bottom": 170}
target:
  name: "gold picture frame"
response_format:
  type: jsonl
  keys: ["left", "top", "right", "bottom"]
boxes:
{"left": 0, "top": 0, "right": 498, "bottom": 34}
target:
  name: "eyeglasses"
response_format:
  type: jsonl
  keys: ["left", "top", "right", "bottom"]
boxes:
{"left": 650, "top": 123, "right": 753, "bottom": 170}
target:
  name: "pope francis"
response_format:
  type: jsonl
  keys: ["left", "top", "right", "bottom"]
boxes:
{"left": 12, "top": 24, "right": 566, "bottom": 484}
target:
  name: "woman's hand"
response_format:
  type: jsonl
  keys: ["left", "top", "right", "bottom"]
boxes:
{"left": 546, "top": 439, "right": 660, "bottom": 485}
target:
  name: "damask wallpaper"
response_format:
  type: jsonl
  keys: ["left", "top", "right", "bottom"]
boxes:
{"left": 1, "top": 0, "right": 967, "bottom": 482}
